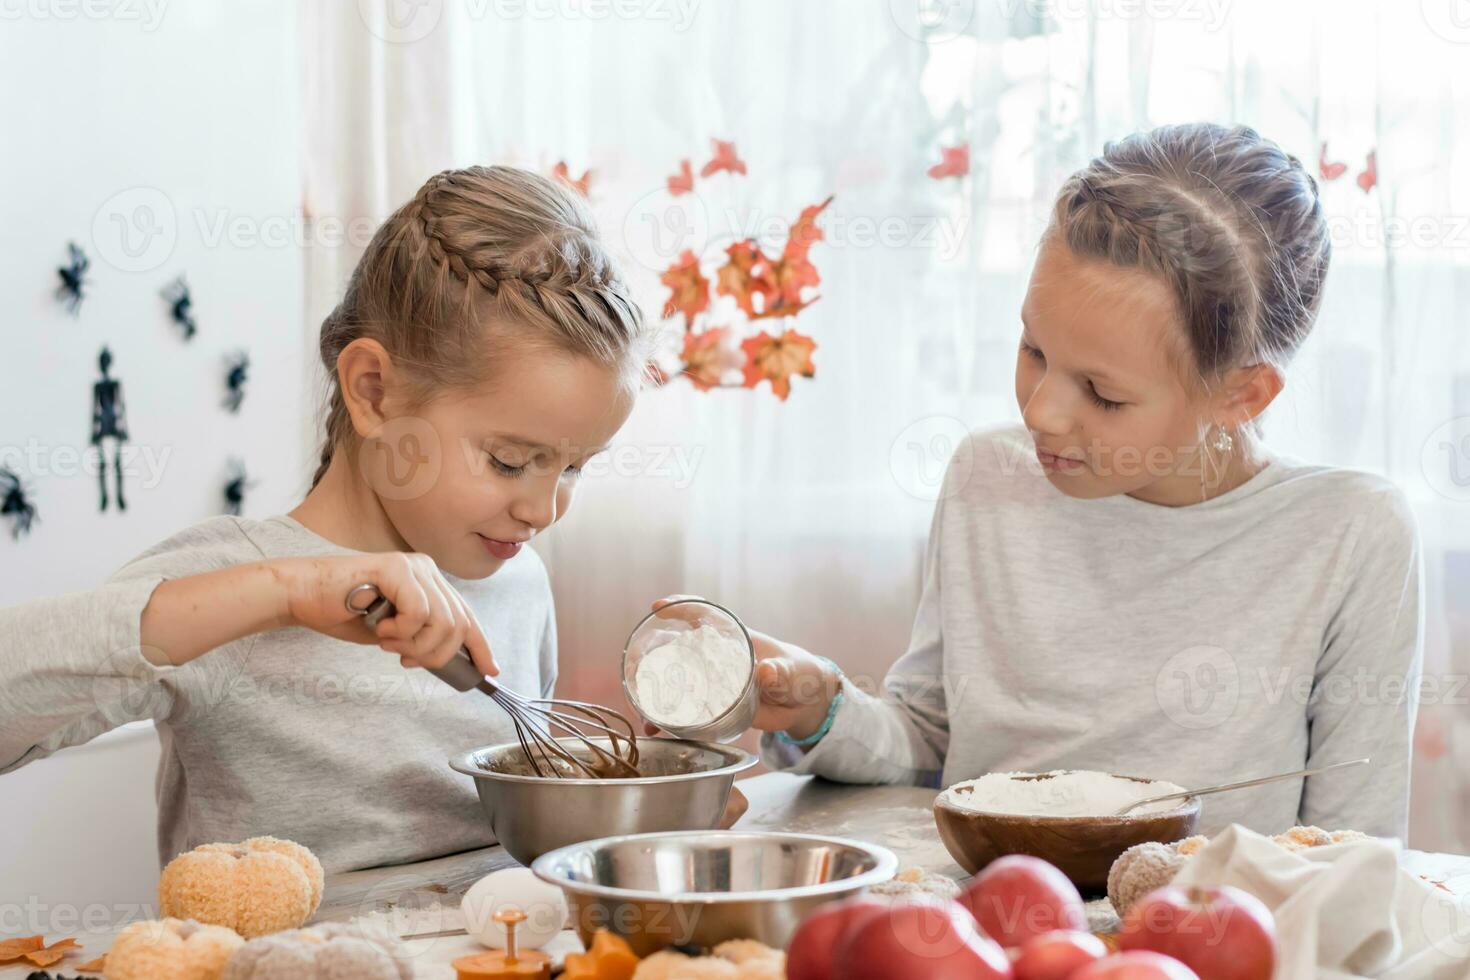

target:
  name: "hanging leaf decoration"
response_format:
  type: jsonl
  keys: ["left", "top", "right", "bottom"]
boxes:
{"left": 715, "top": 240, "right": 774, "bottom": 318}
{"left": 754, "top": 196, "right": 832, "bottom": 319}
{"left": 1357, "top": 149, "right": 1377, "bottom": 193}
{"left": 1318, "top": 142, "right": 1348, "bottom": 181}
{"left": 680, "top": 327, "right": 743, "bottom": 391}
{"left": 647, "top": 141, "right": 832, "bottom": 400}
{"left": 741, "top": 329, "right": 818, "bottom": 401}
{"left": 660, "top": 250, "right": 711, "bottom": 326}
{"left": 552, "top": 161, "right": 593, "bottom": 197}
{"left": 927, "top": 143, "right": 970, "bottom": 180}
{"left": 667, "top": 159, "right": 695, "bottom": 196}
{"left": 700, "top": 138, "right": 747, "bottom": 177}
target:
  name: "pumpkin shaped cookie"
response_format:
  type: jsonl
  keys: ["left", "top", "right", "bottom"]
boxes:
{"left": 159, "top": 837, "right": 323, "bottom": 938}
{"left": 104, "top": 917, "right": 243, "bottom": 980}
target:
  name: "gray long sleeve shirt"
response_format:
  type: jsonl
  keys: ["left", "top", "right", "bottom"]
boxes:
{"left": 764, "top": 425, "right": 1424, "bottom": 840}
{"left": 0, "top": 515, "right": 557, "bottom": 872}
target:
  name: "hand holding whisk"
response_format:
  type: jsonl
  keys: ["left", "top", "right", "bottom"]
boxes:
{"left": 345, "top": 583, "right": 640, "bottom": 779}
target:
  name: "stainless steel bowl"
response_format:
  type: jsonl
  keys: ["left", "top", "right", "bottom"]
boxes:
{"left": 449, "top": 737, "right": 758, "bottom": 866}
{"left": 531, "top": 830, "right": 899, "bottom": 956}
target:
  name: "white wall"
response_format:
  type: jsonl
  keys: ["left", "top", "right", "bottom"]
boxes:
{"left": 0, "top": 0, "right": 305, "bottom": 913}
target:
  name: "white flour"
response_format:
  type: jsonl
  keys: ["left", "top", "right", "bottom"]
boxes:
{"left": 941, "top": 770, "right": 1189, "bottom": 817}
{"left": 632, "top": 625, "right": 749, "bottom": 728}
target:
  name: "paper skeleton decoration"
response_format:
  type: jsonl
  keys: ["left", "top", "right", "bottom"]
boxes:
{"left": 91, "top": 346, "right": 129, "bottom": 512}
{"left": 223, "top": 458, "right": 251, "bottom": 516}
{"left": 56, "top": 241, "right": 90, "bottom": 316}
{"left": 0, "top": 467, "right": 37, "bottom": 539}
{"left": 224, "top": 351, "right": 249, "bottom": 413}
{"left": 161, "top": 275, "right": 198, "bottom": 340}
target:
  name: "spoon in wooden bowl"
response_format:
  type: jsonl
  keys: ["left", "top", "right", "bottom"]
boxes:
{"left": 1114, "top": 758, "right": 1371, "bottom": 816}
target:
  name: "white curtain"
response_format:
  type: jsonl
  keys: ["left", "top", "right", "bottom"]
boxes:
{"left": 302, "top": 0, "right": 1470, "bottom": 851}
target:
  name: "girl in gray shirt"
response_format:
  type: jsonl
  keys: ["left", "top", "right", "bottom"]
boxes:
{"left": 0, "top": 166, "right": 649, "bottom": 872}
{"left": 656, "top": 124, "right": 1423, "bottom": 840}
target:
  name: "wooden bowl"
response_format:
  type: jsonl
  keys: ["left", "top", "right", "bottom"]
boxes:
{"left": 932, "top": 773, "right": 1200, "bottom": 894}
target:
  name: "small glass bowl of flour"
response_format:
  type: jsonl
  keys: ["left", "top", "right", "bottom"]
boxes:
{"left": 621, "top": 599, "right": 757, "bottom": 743}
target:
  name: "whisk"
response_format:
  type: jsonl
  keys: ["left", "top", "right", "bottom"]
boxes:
{"left": 345, "top": 583, "right": 641, "bottom": 779}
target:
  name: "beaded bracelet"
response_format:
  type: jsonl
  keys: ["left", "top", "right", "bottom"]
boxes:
{"left": 775, "top": 656, "right": 844, "bottom": 748}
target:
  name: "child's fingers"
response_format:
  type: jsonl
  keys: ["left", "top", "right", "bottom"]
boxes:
{"left": 649, "top": 594, "right": 711, "bottom": 624}
{"left": 642, "top": 720, "right": 661, "bottom": 737}
{"left": 376, "top": 561, "right": 432, "bottom": 640}
{"left": 756, "top": 658, "right": 798, "bottom": 706}
{"left": 757, "top": 657, "right": 833, "bottom": 710}
{"left": 450, "top": 589, "right": 498, "bottom": 677}
{"left": 409, "top": 575, "right": 462, "bottom": 669}
{"left": 718, "top": 786, "right": 749, "bottom": 829}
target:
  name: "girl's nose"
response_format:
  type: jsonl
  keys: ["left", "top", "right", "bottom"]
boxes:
{"left": 509, "top": 479, "right": 558, "bottom": 531}
{"left": 1021, "top": 375, "right": 1073, "bottom": 436}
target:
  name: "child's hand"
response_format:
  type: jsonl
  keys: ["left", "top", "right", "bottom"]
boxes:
{"left": 641, "top": 595, "right": 840, "bottom": 741}
{"left": 274, "top": 554, "right": 498, "bottom": 677}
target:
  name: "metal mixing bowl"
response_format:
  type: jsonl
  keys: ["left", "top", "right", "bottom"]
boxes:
{"left": 531, "top": 830, "right": 899, "bottom": 956}
{"left": 449, "top": 737, "right": 757, "bottom": 866}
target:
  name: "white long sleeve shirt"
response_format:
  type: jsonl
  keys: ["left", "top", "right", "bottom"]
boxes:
{"left": 764, "top": 424, "right": 1423, "bottom": 839}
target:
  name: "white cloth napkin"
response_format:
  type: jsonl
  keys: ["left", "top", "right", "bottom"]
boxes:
{"left": 1170, "top": 825, "right": 1470, "bottom": 980}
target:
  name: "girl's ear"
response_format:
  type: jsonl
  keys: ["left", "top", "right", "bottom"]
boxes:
{"left": 1215, "top": 362, "right": 1285, "bottom": 428}
{"left": 337, "top": 338, "right": 397, "bottom": 438}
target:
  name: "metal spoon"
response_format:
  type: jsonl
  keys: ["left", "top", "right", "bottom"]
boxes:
{"left": 1114, "top": 758, "right": 1370, "bottom": 816}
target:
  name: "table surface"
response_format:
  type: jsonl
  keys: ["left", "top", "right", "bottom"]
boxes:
{"left": 8, "top": 773, "right": 1470, "bottom": 977}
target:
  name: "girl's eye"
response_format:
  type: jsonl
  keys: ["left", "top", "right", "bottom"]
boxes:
{"left": 563, "top": 465, "right": 583, "bottom": 479}
{"left": 489, "top": 456, "right": 526, "bottom": 477}
{"left": 1088, "top": 385, "right": 1125, "bottom": 411}
{"left": 1020, "top": 341, "right": 1045, "bottom": 361}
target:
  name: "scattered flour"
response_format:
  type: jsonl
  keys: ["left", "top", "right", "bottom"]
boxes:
{"left": 632, "top": 624, "right": 750, "bottom": 728}
{"left": 941, "top": 770, "right": 1189, "bottom": 818}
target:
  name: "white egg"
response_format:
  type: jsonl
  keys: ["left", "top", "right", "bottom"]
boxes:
{"left": 461, "top": 867, "right": 568, "bottom": 950}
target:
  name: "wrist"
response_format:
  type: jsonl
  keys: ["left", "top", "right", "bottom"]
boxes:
{"left": 777, "top": 657, "right": 843, "bottom": 747}
{"left": 260, "top": 558, "right": 309, "bottom": 630}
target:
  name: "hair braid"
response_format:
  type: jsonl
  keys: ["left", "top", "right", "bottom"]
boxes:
{"left": 310, "top": 165, "right": 649, "bottom": 489}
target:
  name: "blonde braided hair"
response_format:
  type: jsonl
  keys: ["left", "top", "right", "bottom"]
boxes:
{"left": 313, "top": 166, "right": 647, "bottom": 487}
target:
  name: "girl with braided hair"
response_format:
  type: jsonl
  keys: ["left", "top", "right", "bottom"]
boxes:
{"left": 651, "top": 124, "right": 1423, "bottom": 838}
{"left": 0, "top": 167, "right": 650, "bottom": 870}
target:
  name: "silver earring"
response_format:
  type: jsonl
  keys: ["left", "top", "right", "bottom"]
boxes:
{"left": 1211, "top": 426, "right": 1234, "bottom": 453}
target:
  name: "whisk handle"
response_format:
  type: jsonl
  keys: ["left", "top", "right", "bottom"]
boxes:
{"left": 428, "top": 649, "right": 487, "bottom": 692}
{"left": 345, "top": 583, "right": 486, "bottom": 693}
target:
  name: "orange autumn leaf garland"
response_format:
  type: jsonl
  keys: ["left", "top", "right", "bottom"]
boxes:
{"left": 654, "top": 143, "right": 831, "bottom": 400}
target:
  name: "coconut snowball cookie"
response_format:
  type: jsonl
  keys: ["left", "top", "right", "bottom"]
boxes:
{"left": 631, "top": 939, "right": 785, "bottom": 980}
{"left": 159, "top": 837, "right": 324, "bottom": 938}
{"left": 104, "top": 918, "right": 245, "bottom": 980}
{"left": 866, "top": 866, "right": 962, "bottom": 902}
{"left": 1107, "top": 825, "right": 1372, "bottom": 915}
{"left": 220, "top": 922, "right": 412, "bottom": 980}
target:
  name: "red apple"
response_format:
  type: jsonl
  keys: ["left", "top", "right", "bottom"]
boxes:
{"left": 833, "top": 898, "right": 1013, "bottom": 979}
{"left": 1014, "top": 930, "right": 1109, "bottom": 980}
{"left": 1118, "top": 885, "right": 1276, "bottom": 980}
{"left": 960, "top": 854, "right": 1088, "bottom": 948}
{"left": 1073, "top": 951, "right": 1202, "bottom": 979}
{"left": 785, "top": 896, "right": 889, "bottom": 980}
